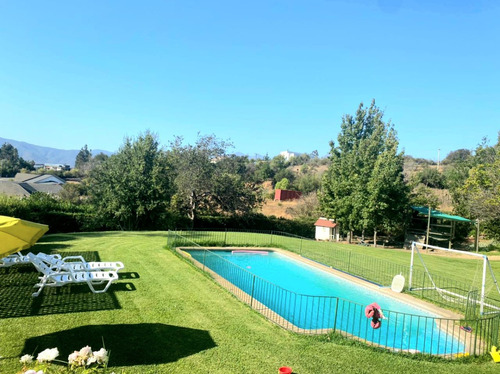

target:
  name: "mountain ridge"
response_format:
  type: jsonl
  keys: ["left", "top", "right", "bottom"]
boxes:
{"left": 0, "top": 137, "right": 113, "bottom": 167}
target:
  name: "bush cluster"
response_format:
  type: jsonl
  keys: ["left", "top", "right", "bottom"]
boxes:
{"left": 0, "top": 194, "right": 314, "bottom": 237}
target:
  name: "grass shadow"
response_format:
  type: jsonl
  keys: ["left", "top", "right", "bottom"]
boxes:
{"left": 22, "top": 323, "right": 217, "bottom": 366}
{"left": 118, "top": 272, "right": 140, "bottom": 280}
{"left": 0, "top": 251, "right": 133, "bottom": 319}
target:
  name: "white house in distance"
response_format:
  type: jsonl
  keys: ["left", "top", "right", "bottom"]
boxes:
{"left": 279, "top": 150, "right": 301, "bottom": 162}
{"left": 314, "top": 217, "right": 340, "bottom": 241}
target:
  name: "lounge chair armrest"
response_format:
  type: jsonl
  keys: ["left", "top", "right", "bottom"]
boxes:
{"left": 61, "top": 255, "right": 87, "bottom": 263}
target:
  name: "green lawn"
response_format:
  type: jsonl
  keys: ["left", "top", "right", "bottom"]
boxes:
{"left": 1, "top": 231, "right": 499, "bottom": 373}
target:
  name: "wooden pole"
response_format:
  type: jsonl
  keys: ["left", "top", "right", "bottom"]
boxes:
{"left": 449, "top": 221, "right": 455, "bottom": 249}
{"left": 425, "top": 206, "right": 431, "bottom": 245}
{"left": 475, "top": 219, "right": 480, "bottom": 253}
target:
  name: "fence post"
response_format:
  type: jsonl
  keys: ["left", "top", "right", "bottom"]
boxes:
{"left": 224, "top": 229, "right": 227, "bottom": 246}
{"left": 203, "top": 249, "right": 206, "bottom": 272}
{"left": 166, "top": 230, "right": 171, "bottom": 248}
{"left": 300, "top": 238, "right": 303, "bottom": 256}
{"left": 270, "top": 231, "right": 273, "bottom": 246}
{"left": 348, "top": 252, "right": 351, "bottom": 273}
{"left": 333, "top": 298, "right": 339, "bottom": 333}
{"left": 250, "top": 275, "right": 256, "bottom": 308}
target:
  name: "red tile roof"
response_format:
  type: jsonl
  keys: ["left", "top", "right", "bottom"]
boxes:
{"left": 314, "top": 219, "right": 337, "bottom": 228}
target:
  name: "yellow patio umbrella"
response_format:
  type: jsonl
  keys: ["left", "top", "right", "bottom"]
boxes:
{"left": 0, "top": 215, "right": 49, "bottom": 258}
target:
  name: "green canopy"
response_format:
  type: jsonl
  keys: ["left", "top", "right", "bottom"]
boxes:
{"left": 411, "top": 206, "right": 471, "bottom": 223}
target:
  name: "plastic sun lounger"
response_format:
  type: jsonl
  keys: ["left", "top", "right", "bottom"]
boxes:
{"left": 0, "top": 252, "right": 61, "bottom": 268}
{"left": 35, "top": 252, "right": 125, "bottom": 273}
{"left": 27, "top": 252, "right": 119, "bottom": 297}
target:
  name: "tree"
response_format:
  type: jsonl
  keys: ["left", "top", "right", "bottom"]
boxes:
{"left": 364, "top": 128, "right": 409, "bottom": 244}
{"left": 88, "top": 132, "right": 173, "bottom": 230}
{"left": 286, "top": 193, "right": 322, "bottom": 220}
{"left": 275, "top": 178, "right": 290, "bottom": 190}
{"left": 59, "top": 183, "right": 85, "bottom": 204}
{"left": 169, "top": 134, "right": 261, "bottom": 222}
{"left": 0, "top": 143, "right": 20, "bottom": 177}
{"left": 409, "top": 185, "right": 440, "bottom": 209}
{"left": 412, "top": 167, "right": 446, "bottom": 189}
{"left": 75, "top": 145, "right": 92, "bottom": 172}
{"left": 0, "top": 143, "right": 34, "bottom": 176}
{"left": 296, "top": 174, "right": 321, "bottom": 194}
{"left": 254, "top": 160, "right": 273, "bottom": 181}
{"left": 321, "top": 100, "right": 409, "bottom": 243}
{"left": 458, "top": 138, "right": 500, "bottom": 239}
{"left": 442, "top": 149, "right": 471, "bottom": 165}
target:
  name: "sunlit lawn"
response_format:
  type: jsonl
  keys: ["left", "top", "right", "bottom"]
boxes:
{"left": 0, "top": 231, "right": 499, "bottom": 373}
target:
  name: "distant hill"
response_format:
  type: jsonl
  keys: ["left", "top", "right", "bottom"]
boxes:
{"left": 0, "top": 137, "right": 112, "bottom": 167}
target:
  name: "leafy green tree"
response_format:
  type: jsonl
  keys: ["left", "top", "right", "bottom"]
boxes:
{"left": 273, "top": 168, "right": 295, "bottom": 186}
{"left": 270, "top": 155, "right": 288, "bottom": 174}
{"left": 75, "top": 145, "right": 92, "bottom": 170}
{"left": 296, "top": 174, "right": 321, "bottom": 194}
{"left": 0, "top": 143, "right": 21, "bottom": 177}
{"left": 88, "top": 132, "right": 172, "bottom": 230}
{"left": 364, "top": 128, "right": 409, "bottom": 244}
{"left": 254, "top": 160, "right": 273, "bottom": 181}
{"left": 169, "top": 134, "right": 261, "bottom": 222}
{"left": 412, "top": 167, "right": 446, "bottom": 189}
{"left": 321, "top": 100, "right": 409, "bottom": 243}
{"left": 93, "top": 152, "right": 109, "bottom": 164}
{"left": 458, "top": 138, "right": 500, "bottom": 239}
{"left": 409, "top": 185, "right": 440, "bottom": 209}
{"left": 59, "top": 183, "right": 85, "bottom": 204}
{"left": 442, "top": 149, "right": 471, "bottom": 165}
{"left": 275, "top": 178, "right": 290, "bottom": 190}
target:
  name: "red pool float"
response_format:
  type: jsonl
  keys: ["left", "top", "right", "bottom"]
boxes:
{"left": 279, "top": 367, "right": 292, "bottom": 374}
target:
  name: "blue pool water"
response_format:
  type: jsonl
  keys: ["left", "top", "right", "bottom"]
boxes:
{"left": 188, "top": 249, "right": 465, "bottom": 355}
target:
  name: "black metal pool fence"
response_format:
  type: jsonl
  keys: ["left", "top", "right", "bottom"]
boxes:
{"left": 167, "top": 229, "right": 500, "bottom": 357}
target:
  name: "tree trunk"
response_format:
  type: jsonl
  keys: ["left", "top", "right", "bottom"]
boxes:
{"left": 188, "top": 191, "right": 197, "bottom": 224}
{"left": 348, "top": 230, "right": 353, "bottom": 244}
{"left": 374, "top": 230, "right": 377, "bottom": 248}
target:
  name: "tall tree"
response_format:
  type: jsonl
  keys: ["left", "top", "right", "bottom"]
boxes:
{"left": 321, "top": 101, "right": 408, "bottom": 243}
{"left": 0, "top": 143, "right": 21, "bottom": 177}
{"left": 457, "top": 136, "right": 500, "bottom": 239}
{"left": 75, "top": 145, "right": 92, "bottom": 171}
{"left": 88, "top": 132, "right": 172, "bottom": 230}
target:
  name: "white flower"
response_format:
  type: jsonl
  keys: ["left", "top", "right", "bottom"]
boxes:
{"left": 24, "top": 370, "right": 44, "bottom": 374}
{"left": 36, "top": 347, "right": 59, "bottom": 363}
{"left": 93, "top": 348, "right": 109, "bottom": 365}
{"left": 86, "top": 355, "right": 97, "bottom": 366}
{"left": 20, "top": 354, "right": 34, "bottom": 364}
{"left": 68, "top": 350, "right": 83, "bottom": 366}
{"left": 78, "top": 345, "right": 92, "bottom": 360}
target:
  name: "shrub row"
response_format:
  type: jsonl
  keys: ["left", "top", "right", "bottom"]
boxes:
{"left": 0, "top": 195, "right": 314, "bottom": 237}
{"left": 192, "top": 214, "right": 315, "bottom": 238}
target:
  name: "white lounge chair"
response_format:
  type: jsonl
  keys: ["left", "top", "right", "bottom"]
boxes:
{"left": 35, "top": 252, "right": 124, "bottom": 273}
{"left": 0, "top": 252, "right": 61, "bottom": 268}
{"left": 26, "top": 253, "right": 119, "bottom": 297}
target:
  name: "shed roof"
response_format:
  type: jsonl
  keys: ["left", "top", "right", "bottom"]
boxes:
{"left": 411, "top": 206, "right": 472, "bottom": 223}
{"left": 314, "top": 218, "right": 337, "bottom": 228}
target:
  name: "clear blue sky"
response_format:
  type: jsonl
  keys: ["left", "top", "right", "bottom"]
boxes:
{"left": 0, "top": 0, "right": 498, "bottom": 160}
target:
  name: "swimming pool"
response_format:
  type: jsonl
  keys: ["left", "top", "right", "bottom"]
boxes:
{"left": 187, "top": 249, "right": 466, "bottom": 355}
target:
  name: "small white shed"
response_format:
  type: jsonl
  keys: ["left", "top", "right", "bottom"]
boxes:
{"left": 314, "top": 217, "right": 340, "bottom": 241}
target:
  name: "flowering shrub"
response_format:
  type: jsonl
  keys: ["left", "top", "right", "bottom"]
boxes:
{"left": 18, "top": 345, "right": 115, "bottom": 374}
